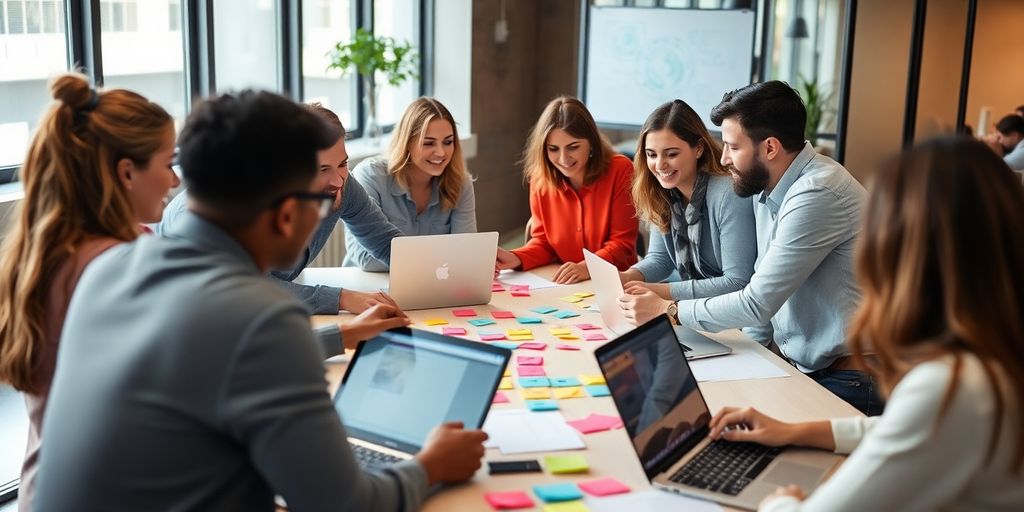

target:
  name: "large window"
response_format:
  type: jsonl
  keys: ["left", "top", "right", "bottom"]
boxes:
{"left": 374, "top": 0, "right": 420, "bottom": 127}
{"left": 214, "top": 0, "right": 281, "bottom": 92}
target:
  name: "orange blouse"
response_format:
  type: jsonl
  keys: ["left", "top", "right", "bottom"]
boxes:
{"left": 512, "top": 154, "right": 639, "bottom": 271}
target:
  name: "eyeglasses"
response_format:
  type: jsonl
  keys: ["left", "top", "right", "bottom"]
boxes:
{"left": 273, "top": 191, "right": 335, "bottom": 219}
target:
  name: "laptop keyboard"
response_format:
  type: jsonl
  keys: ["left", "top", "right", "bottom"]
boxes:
{"left": 350, "top": 443, "right": 403, "bottom": 470}
{"left": 669, "top": 440, "right": 782, "bottom": 496}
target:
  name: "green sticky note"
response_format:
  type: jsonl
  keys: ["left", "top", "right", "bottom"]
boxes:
{"left": 544, "top": 454, "right": 589, "bottom": 474}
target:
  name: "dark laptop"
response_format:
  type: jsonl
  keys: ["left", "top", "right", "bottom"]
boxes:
{"left": 594, "top": 316, "right": 842, "bottom": 510}
{"left": 333, "top": 328, "right": 511, "bottom": 470}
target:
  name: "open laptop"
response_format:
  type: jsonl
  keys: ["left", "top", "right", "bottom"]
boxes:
{"left": 583, "top": 249, "right": 731, "bottom": 359}
{"left": 388, "top": 232, "right": 499, "bottom": 310}
{"left": 333, "top": 328, "right": 511, "bottom": 470}
{"left": 595, "top": 316, "right": 842, "bottom": 510}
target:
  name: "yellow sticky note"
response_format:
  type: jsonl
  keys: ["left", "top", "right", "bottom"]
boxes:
{"left": 560, "top": 295, "right": 584, "bottom": 303}
{"left": 579, "top": 374, "right": 606, "bottom": 386}
{"left": 550, "top": 328, "right": 573, "bottom": 336}
{"left": 544, "top": 454, "right": 590, "bottom": 474}
{"left": 507, "top": 328, "right": 532, "bottom": 336}
{"left": 498, "top": 377, "right": 513, "bottom": 390}
{"left": 424, "top": 318, "right": 448, "bottom": 326}
{"left": 543, "top": 501, "right": 591, "bottom": 512}
{"left": 573, "top": 292, "right": 595, "bottom": 298}
{"left": 509, "top": 335, "right": 535, "bottom": 341}
{"left": 520, "top": 387, "right": 552, "bottom": 400}
{"left": 554, "top": 386, "right": 586, "bottom": 399}
{"left": 503, "top": 366, "right": 511, "bottom": 377}
{"left": 557, "top": 335, "right": 581, "bottom": 341}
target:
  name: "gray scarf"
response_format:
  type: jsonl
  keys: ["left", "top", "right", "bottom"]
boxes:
{"left": 669, "top": 172, "right": 709, "bottom": 280}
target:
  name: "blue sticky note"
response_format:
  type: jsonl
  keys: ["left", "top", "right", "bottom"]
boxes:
{"left": 492, "top": 342, "right": 521, "bottom": 350}
{"left": 526, "top": 399, "right": 559, "bottom": 411}
{"left": 516, "top": 317, "right": 543, "bottom": 324}
{"left": 551, "top": 376, "right": 582, "bottom": 388}
{"left": 553, "top": 310, "right": 580, "bottom": 319}
{"left": 518, "top": 377, "right": 551, "bottom": 388}
{"left": 530, "top": 306, "right": 558, "bottom": 314}
{"left": 469, "top": 318, "right": 496, "bottom": 327}
{"left": 533, "top": 482, "right": 583, "bottom": 503}
{"left": 585, "top": 384, "right": 611, "bottom": 397}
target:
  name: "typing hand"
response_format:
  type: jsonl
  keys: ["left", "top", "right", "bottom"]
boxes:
{"left": 416, "top": 422, "right": 489, "bottom": 485}
{"left": 617, "top": 284, "right": 669, "bottom": 325}
{"left": 552, "top": 261, "right": 590, "bottom": 284}
{"left": 339, "top": 304, "right": 410, "bottom": 349}
{"left": 339, "top": 289, "right": 401, "bottom": 314}
{"left": 707, "top": 407, "right": 793, "bottom": 446}
{"left": 495, "top": 248, "right": 521, "bottom": 271}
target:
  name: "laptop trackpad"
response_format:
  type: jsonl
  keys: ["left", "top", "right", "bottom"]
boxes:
{"left": 761, "top": 461, "right": 823, "bottom": 489}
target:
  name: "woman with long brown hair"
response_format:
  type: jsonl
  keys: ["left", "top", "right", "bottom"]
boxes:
{"left": 706, "top": 137, "right": 1024, "bottom": 510}
{"left": 0, "top": 73, "right": 178, "bottom": 510}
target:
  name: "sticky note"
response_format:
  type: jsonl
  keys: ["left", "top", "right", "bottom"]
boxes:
{"left": 578, "top": 477, "right": 630, "bottom": 497}
{"left": 585, "top": 384, "right": 610, "bottom": 397}
{"left": 424, "top": 318, "right": 448, "bottom": 326}
{"left": 453, "top": 308, "right": 478, "bottom": 317}
{"left": 556, "top": 335, "right": 581, "bottom": 341}
{"left": 507, "top": 328, "right": 532, "bottom": 336}
{"left": 517, "top": 366, "right": 546, "bottom": 376}
{"left": 526, "top": 399, "right": 559, "bottom": 411}
{"left": 481, "top": 333, "right": 507, "bottom": 341}
{"left": 492, "top": 342, "right": 520, "bottom": 350}
{"left": 492, "top": 310, "right": 516, "bottom": 319}
{"left": 517, "top": 342, "right": 547, "bottom": 351}
{"left": 442, "top": 327, "right": 467, "bottom": 336}
{"left": 531, "top": 306, "right": 558, "bottom": 314}
{"left": 559, "top": 295, "right": 584, "bottom": 303}
{"left": 543, "top": 502, "right": 591, "bottom": 512}
{"left": 533, "top": 482, "right": 583, "bottom": 503}
{"left": 583, "top": 333, "right": 607, "bottom": 341}
{"left": 511, "top": 291, "right": 531, "bottom": 297}
{"left": 491, "top": 283, "right": 507, "bottom": 292}
{"left": 549, "top": 327, "right": 573, "bottom": 336}
{"left": 553, "top": 310, "right": 580, "bottom": 319}
{"left": 520, "top": 387, "right": 552, "bottom": 400}
{"left": 484, "top": 490, "right": 534, "bottom": 509}
{"left": 503, "top": 366, "right": 511, "bottom": 377}
{"left": 516, "top": 317, "right": 543, "bottom": 324}
{"left": 553, "top": 386, "right": 586, "bottom": 399}
{"left": 518, "top": 377, "right": 550, "bottom": 388}
{"left": 498, "top": 377, "right": 513, "bottom": 390}
{"left": 517, "top": 355, "right": 543, "bottom": 366}
{"left": 492, "top": 391, "right": 510, "bottom": 404}
{"left": 510, "top": 284, "right": 530, "bottom": 291}
{"left": 470, "top": 318, "right": 497, "bottom": 327}
{"left": 573, "top": 292, "right": 595, "bottom": 298}
{"left": 556, "top": 344, "right": 581, "bottom": 351}
{"left": 575, "top": 323, "right": 602, "bottom": 330}
{"left": 566, "top": 413, "right": 624, "bottom": 434}
{"left": 544, "top": 454, "right": 589, "bottom": 474}
{"left": 508, "top": 335, "right": 535, "bottom": 342}
{"left": 551, "top": 376, "right": 581, "bottom": 387}
{"left": 579, "top": 374, "right": 606, "bottom": 386}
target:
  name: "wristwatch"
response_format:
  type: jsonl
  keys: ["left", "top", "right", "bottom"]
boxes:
{"left": 665, "top": 301, "right": 680, "bottom": 326}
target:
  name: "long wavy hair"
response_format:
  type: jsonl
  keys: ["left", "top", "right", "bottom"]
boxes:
{"left": 386, "top": 97, "right": 468, "bottom": 211}
{"left": 0, "top": 73, "right": 172, "bottom": 393}
{"left": 522, "top": 96, "right": 616, "bottom": 192}
{"left": 848, "top": 136, "right": 1024, "bottom": 471}
{"left": 632, "top": 100, "right": 728, "bottom": 233}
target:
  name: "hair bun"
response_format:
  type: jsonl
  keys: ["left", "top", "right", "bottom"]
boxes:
{"left": 49, "top": 72, "right": 95, "bottom": 111}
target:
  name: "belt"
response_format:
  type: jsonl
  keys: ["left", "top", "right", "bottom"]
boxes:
{"left": 828, "top": 354, "right": 878, "bottom": 372}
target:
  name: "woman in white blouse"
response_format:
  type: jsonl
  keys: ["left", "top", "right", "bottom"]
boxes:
{"left": 708, "top": 136, "right": 1024, "bottom": 511}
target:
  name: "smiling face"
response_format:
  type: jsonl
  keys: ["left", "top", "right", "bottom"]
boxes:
{"left": 545, "top": 128, "right": 591, "bottom": 184}
{"left": 644, "top": 128, "right": 702, "bottom": 192}
{"left": 126, "top": 125, "right": 180, "bottom": 223}
{"left": 720, "top": 118, "right": 770, "bottom": 198}
{"left": 315, "top": 135, "right": 349, "bottom": 209}
{"left": 408, "top": 118, "right": 455, "bottom": 180}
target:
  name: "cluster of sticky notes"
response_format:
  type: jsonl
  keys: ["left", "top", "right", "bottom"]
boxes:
{"left": 566, "top": 413, "right": 624, "bottom": 434}
{"left": 544, "top": 454, "right": 589, "bottom": 474}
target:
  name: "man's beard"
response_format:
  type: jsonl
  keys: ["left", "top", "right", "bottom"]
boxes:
{"left": 730, "top": 158, "right": 770, "bottom": 198}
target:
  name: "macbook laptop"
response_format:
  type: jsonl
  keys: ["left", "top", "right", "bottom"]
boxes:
{"left": 333, "top": 328, "right": 511, "bottom": 470}
{"left": 594, "top": 316, "right": 842, "bottom": 510}
{"left": 388, "top": 232, "right": 499, "bottom": 310}
{"left": 583, "top": 249, "right": 731, "bottom": 359}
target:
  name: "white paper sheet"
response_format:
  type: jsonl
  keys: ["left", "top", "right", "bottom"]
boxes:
{"left": 585, "top": 490, "right": 724, "bottom": 512}
{"left": 496, "top": 270, "right": 560, "bottom": 289}
{"left": 482, "top": 409, "right": 586, "bottom": 454}
{"left": 689, "top": 345, "right": 791, "bottom": 382}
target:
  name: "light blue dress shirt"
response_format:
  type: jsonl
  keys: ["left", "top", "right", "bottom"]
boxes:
{"left": 676, "top": 143, "right": 866, "bottom": 372}
{"left": 344, "top": 158, "right": 477, "bottom": 271}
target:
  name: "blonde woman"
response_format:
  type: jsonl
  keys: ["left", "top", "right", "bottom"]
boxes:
{"left": 709, "top": 137, "right": 1024, "bottom": 511}
{"left": 0, "top": 73, "right": 179, "bottom": 511}
{"left": 344, "top": 97, "right": 476, "bottom": 271}
{"left": 495, "top": 96, "right": 639, "bottom": 284}
{"left": 619, "top": 99, "right": 757, "bottom": 301}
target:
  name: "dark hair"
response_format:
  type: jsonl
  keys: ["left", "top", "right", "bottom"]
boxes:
{"left": 995, "top": 114, "right": 1024, "bottom": 136}
{"left": 306, "top": 102, "right": 346, "bottom": 134}
{"left": 178, "top": 90, "right": 337, "bottom": 221}
{"left": 710, "top": 80, "right": 807, "bottom": 152}
{"left": 1015, "top": 105, "right": 1024, "bottom": 114}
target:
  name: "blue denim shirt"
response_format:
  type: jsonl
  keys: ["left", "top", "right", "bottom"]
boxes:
{"left": 157, "top": 177, "right": 403, "bottom": 314}
{"left": 676, "top": 143, "right": 865, "bottom": 371}
{"left": 343, "top": 158, "right": 477, "bottom": 271}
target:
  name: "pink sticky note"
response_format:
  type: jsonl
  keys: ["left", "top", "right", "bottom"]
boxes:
{"left": 452, "top": 308, "right": 478, "bottom": 317}
{"left": 579, "top": 477, "right": 631, "bottom": 497}
{"left": 517, "top": 342, "right": 547, "bottom": 351}
{"left": 584, "top": 333, "right": 608, "bottom": 341}
{"left": 484, "top": 490, "right": 534, "bottom": 510}
{"left": 481, "top": 333, "right": 507, "bottom": 341}
{"left": 575, "top": 323, "right": 602, "bottom": 330}
{"left": 556, "top": 343, "right": 581, "bottom": 351}
{"left": 492, "top": 391, "right": 510, "bottom": 404}
{"left": 491, "top": 310, "right": 516, "bottom": 319}
{"left": 510, "top": 291, "right": 531, "bottom": 297}
{"left": 566, "top": 413, "right": 625, "bottom": 434}
{"left": 517, "top": 355, "right": 544, "bottom": 366}
{"left": 442, "top": 327, "right": 467, "bottom": 336}
{"left": 492, "top": 283, "right": 507, "bottom": 292}
{"left": 509, "top": 284, "right": 530, "bottom": 292}
{"left": 517, "top": 366, "right": 547, "bottom": 376}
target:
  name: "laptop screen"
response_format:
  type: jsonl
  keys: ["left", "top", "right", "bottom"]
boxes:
{"left": 595, "top": 317, "right": 711, "bottom": 476}
{"left": 334, "top": 329, "right": 510, "bottom": 454}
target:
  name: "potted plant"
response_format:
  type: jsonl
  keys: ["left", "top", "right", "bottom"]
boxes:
{"left": 796, "top": 75, "right": 834, "bottom": 147}
{"left": 327, "top": 28, "right": 419, "bottom": 144}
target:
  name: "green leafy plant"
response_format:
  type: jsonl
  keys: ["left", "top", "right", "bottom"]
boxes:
{"left": 796, "top": 75, "right": 834, "bottom": 146}
{"left": 326, "top": 28, "right": 419, "bottom": 87}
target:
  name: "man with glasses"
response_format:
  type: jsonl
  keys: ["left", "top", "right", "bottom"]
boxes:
{"left": 37, "top": 90, "right": 488, "bottom": 511}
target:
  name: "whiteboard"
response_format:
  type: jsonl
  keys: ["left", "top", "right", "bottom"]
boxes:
{"left": 582, "top": 7, "right": 756, "bottom": 130}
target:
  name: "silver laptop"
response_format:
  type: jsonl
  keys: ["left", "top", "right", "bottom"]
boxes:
{"left": 388, "top": 232, "right": 499, "bottom": 310}
{"left": 333, "top": 328, "right": 511, "bottom": 470}
{"left": 583, "top": 249, "right": 731, "bottom": 359}
{"left": 595, "top": 317, "right": 842, "bottom": 510}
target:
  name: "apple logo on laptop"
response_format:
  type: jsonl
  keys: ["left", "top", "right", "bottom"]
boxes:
{"left": 435, "top": 263, "right": 450, "bottom": 281}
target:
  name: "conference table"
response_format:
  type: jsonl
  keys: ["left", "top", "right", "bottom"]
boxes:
{"left": 298, "top": 266, "right": 861, "bottom": 511}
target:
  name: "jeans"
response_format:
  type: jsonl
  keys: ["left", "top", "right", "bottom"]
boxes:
{"left": 808, "top": 368, "right": 885, "bottom": 416}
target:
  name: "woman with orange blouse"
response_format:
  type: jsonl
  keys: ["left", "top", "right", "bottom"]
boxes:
{"left": 496, "top": 96, "right": 639, "bottom": 284}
